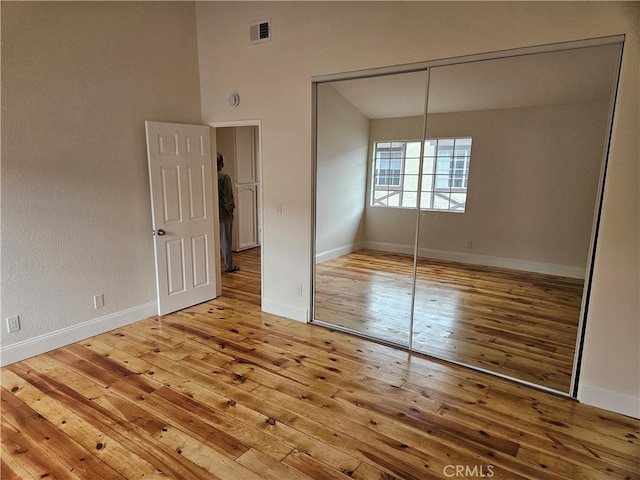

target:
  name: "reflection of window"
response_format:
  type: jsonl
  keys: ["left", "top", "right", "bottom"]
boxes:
{"left": 371, "top": 138, "right": 472, "bottom": 212}
{"left": 374, "top": 143, "right": 404, "bottom": 187}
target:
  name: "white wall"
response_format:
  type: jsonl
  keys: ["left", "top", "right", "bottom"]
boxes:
{"left": 315, "top": 84, "right": 369, "bottom": 261}
{"left": 1, "top": 2, "right": 202, "bottom": 358}
{"left": 1, "top": 1, "right": 634, "bottom": 418}
{"left": 195, "top": 1, "right": 638, "bottom": 417}
{"left": 364, "top": 101, "right": 610, "bottom": 278}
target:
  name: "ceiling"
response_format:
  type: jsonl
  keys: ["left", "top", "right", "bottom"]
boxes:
{"left": 328, "top": 43, "right": 620, "bottom": 119}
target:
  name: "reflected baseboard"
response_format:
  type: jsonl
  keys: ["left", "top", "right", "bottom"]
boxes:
{"left": 316, "top": 241, "right": 365, "bottom": 264}
{"left": 363, "top": 241, "right": 586, "bottom": 279}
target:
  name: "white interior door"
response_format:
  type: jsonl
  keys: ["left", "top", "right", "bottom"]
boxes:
{"left": 145, "top": 121, "right": 217, "bottom": 316}
{"left": 234, "top": 126, "right": 260, "bottom": 250}
{"left": 237, "top": 184, "right": 259, "bottom": 249}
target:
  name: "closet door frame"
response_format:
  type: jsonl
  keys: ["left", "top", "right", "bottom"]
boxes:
{"left": 310, "top": 34, "right": 624, "bottom": 398}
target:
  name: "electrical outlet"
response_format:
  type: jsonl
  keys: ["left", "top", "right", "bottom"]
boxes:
{"left": 276, "top": 202, "right": 283, "bottom": 215}
{"left": 466, "top": 240, "right": 473, "bottom": 249}
{"left": 297, "top": 284, "right": 303, "bottom": 297}
{"left": 94, "top": 294, "right": 104, "bottom": 309}
{"left": 6, "top": 315, "right": 20, "bottom": 333}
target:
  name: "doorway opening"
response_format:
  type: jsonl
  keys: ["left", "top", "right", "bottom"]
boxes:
{"left": 212, "top": 121, "right": 263, "bottom": 309}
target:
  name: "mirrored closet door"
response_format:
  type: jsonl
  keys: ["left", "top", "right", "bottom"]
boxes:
{"left": 314, "top": 71, "right": 429, "bottom": 347}
{"left": 312, "top": 37, "right": 623, "bottom": 394}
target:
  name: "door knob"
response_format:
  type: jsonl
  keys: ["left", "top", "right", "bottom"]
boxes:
{"left": 156, "top": 229, "right": 166, "bottom": 236}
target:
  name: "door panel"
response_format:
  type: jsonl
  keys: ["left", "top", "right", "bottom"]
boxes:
{"left": 166, "top": 238, "right": 186, "bottom": 295}
{"left": 146, "top": 121, "right": 217, "bottom": 316}
{"left": 237, "top": 185, "right": 258, "bottom": 250}
{"left": 161, "top": 166, "right": 182, "bottom": 223}
{"left": 191, "top": 234, "right": 210, "bottom": 288}
{"left": 187, "top": 165, "right": 207, "bottom": 220}
{"left": 158, "top": 133, "right": 179, "bottom": 155}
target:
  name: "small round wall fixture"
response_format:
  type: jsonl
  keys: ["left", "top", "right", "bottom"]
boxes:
{"left": 229, "top": 93, "right": 240, "bottom": 107}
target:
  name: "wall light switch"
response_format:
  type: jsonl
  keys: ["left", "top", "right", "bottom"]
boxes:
{"left": 276, "top": 202, "right": 282, "bottom": 215}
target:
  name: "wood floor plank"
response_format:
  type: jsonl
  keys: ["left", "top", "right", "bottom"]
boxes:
{"left": 86, "top": 337, "right": 295, "bottom": 463}
{"left": 251, "top": 383, "right": 553, "bottom": 480}
{"left": 76, "top": 339, "right": 301, "bottom": 466}
{"left": 235, "top": 448, "right": 316, "bottom": 480}
{"left": 2, "top": 430, "right": 77, "bottom": 480}
{"left": 146, "top": 422, "right": 263, "bottom": 480}
{"left": 282, "top": 449, "right": 358, "bottom": 479}
{"left": 516, "top": 443, "right": 638, "bottom": 480}
{"left": 1, "top": 443, "right": 38, "bottom": 480}
{"left": 1, "top": 387, "right": 127, "bottom": 479}
{"left": 110, "top": 379, "right": 251, "bottom": 459}
{"left": 351, "top": 460, "right": 402, "bottom": 480}
{"left": 1, "top": 370, "right": 166, "bottom": 479}
{"left": 479, "top": 389, "right": 639, "bottom": 457}
{"left": 2, "top": 247, "right": 638, "bottom": 479}
{"left": 7, "top": 361, "right": 222, "bottom": 480}
{"left": 82, "top": 337, "right": 184, "bottom": 389}
{"left": 137, "top": 350, "right": 362, "bottom": 473}
{"left": 434, "top": 401, "right": 637, "bottom": 479}
{"left": 1, "top": 410, "right": 56, "bottom": 480}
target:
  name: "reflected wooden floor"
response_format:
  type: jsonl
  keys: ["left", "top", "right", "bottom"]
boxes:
{"left": 2, "top": 294, "right": 639, "bottom": 479}
{"left": 315, "top": 250, "right": 583, "bottom": 392}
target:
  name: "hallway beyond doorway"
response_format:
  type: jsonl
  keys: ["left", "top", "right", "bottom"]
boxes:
{"left": 221, "top": 247, "right": 261, "bottom": 307}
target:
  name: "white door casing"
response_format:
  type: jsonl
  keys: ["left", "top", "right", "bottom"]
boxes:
{"left": 145, "top": 121, "right": 217, "bottom": 316}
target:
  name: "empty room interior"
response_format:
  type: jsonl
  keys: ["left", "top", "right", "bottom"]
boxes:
{"left": 2, "top": 2, "right": 639, "bottom": 479}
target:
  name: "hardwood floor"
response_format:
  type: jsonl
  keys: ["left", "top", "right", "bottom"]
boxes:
{"left": 315, "top": 250, "right": 583, "bottom": 392}
{"left": 221, "top": 247, "right": 262, "bottom": 307}
{"left": 2, "top": 249, "right": 639, "bottom": 479}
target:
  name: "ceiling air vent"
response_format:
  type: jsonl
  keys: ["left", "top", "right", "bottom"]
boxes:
{"left": 250, "top": 20, "right": 271, "bottom": 44}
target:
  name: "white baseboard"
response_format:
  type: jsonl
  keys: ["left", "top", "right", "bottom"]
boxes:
{"left": 364, "top": 241, "right": 415, "bottom": 257}
{"left": 316, "top": 241, "right": 365, "bottom": 263}
{"left": 364, "top": 241, "right": 586, "bottom": 279}
{"left": 0, "top": 301, "right": 158, "bottom": 367}
{"left": 262, "top": 299, "right": 308, "bottom": 323}
{"left": 578, "top": 382, "right": 640, "bottom": 419}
